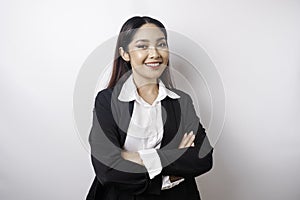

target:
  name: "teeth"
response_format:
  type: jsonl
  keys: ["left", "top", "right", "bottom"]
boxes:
{"left": 145, "top": 63, "right": 160, "bottom": 67}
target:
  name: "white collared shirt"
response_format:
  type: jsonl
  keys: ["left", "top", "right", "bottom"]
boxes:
{"left": 118, "top": 75, "right": 185, "bottom": 190}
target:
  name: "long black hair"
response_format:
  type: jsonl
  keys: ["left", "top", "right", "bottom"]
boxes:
{"left": 107, "top": 16, "right": 174, "bottom": 89}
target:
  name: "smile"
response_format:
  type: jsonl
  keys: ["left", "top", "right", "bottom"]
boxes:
{"left": 145, "top": 62, "right": 161, "bottom": 67}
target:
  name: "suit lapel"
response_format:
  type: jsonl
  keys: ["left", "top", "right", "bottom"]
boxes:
{"left": 161, "top": 97, "right": 181, "bottom": 148}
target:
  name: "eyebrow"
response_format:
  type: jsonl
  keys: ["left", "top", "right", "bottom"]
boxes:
{"left": 134, "top": 37, "right": 166, "bottom": 43}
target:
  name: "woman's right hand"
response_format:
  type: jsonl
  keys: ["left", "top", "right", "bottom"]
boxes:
{"left": 178, "top": 131, "right": 195, "bottom": 149}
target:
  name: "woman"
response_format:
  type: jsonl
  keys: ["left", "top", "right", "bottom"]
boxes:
{"left": 87, "top": 16, "right": 213, "bottom": 200}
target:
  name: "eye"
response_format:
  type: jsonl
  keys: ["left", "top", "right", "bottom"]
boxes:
{"left": 136, "top": 45, "right": 148, "bottom": 49}
{"left": 158, "top": 42, "right": 167, "bottom": 48}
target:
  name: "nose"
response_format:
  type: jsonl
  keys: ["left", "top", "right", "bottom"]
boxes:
{"left": 148, "top": 46, "right": 161, "bottom": 59}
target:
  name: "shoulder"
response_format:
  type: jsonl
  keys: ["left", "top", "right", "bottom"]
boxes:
{"left": 95, "top": 88, "right": 113, "bottom": 99}
{"left": 94, "top": 87, "right": 126, "bottom": 108}
{"left": 93, "top": 88, "right": 115, "bottom": 108}
{"left": 95, "top": 84, "right": 124, "bottom": 101}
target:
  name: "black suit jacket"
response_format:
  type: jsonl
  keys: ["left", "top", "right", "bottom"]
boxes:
{"left": 86, "top": 86, "right": 213, "bottom": 200}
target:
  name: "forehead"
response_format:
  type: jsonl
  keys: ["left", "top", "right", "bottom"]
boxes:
{"left": 131, "top": 23, "right": 166, "bottom": 42}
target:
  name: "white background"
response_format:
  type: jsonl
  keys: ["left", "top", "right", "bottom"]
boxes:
{"left": 1, "top": 0, "right": 300, "bottom": 199}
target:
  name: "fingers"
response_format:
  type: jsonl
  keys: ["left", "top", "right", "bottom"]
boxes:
{"left": 185, "top": 132, "right": 195, "bottom": 147}
{"left": 178, "top": 133, "right": 187, "bottom": 149}
{"left": 178, "top": 131, "right": 195, "bottom": 149}
{"left": 186, "top": 132, "right": 195, "bottom": 147}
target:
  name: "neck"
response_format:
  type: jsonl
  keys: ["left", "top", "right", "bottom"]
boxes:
{"left": 137, "top": 83, "right": 159, "bottom": 97}
{"left": 132, "top": 75, "right": 159, "bottom": 101}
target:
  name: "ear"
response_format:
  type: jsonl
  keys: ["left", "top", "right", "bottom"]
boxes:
{"left": 119, "top": 47, "right": 130, "bottom": 62}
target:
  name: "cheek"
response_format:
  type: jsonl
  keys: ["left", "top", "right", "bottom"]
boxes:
{"left": 160, "top": 51, "right": 169, "bottom": 62}
{"left": 131, "top": 51, "right": 147, "bottom": 63}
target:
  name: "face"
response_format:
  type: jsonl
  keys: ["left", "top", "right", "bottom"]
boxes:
{"left": 120, "top": 23, "right": 169, "bottom": 86}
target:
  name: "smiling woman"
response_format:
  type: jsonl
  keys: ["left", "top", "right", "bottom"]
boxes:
{"left": 86, "top": 16, "right": 213, "bottom": 200}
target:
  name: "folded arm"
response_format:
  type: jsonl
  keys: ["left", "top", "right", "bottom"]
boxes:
{"left": 157, "top": 93, "right": 214, "bottom": 178}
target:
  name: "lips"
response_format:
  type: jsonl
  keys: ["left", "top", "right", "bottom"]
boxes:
{"left": 144, "top": 62, "right": 163, "bottom": 69}
{"left": 145, "top": 62, "right": 160, "bottom": 67}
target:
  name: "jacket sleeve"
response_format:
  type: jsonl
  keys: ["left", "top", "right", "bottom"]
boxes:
{"left": 89, "top": 90, "right": 162, "bottom": 195}
{"left": 157, "top": 93, "right": 214, "bottom": 178}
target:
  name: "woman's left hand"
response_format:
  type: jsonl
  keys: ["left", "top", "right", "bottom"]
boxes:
{"left": 178, "top": 131, "right": 195, "bottom": 149}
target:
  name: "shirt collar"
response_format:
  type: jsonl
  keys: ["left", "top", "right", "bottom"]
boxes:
{"left": 118, "top": 74, "right": 180, "bottom": 103}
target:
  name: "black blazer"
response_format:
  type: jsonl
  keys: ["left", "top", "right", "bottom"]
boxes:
{"left": 86, "top": 86, "right": 213, "bottom": 200}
